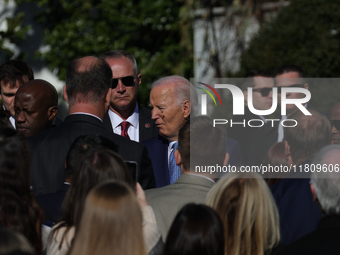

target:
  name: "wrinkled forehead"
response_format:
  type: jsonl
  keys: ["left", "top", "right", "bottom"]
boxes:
{"left": 253, "top": 77, "right": 274, "bottom": 89}
{"left": 151, "top": 84, "right": 176, "bottom": 100}
{"left": 275, "top": 72, "right": 305, "bottom": 87}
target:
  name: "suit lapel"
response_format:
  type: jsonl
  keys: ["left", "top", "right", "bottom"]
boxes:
{"left": 103, "top": 113, "right": 114, "bottom": 133}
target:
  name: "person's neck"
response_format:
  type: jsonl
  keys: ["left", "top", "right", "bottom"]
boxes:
{"left": 69, "top": 104, "right": 106, "bottom": 121}
{"left": 110, "top": 104, "right": 136, "bottom": 120}
{"left": 294, "top": 157, "right": 310, "bottom": 166}
{"left": 183, "top": 169, "right": 217, "bottom": 181}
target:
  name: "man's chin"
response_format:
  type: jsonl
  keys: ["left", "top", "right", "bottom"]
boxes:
{"left": 331, "top": 139, "right": 340, "bottom": 145}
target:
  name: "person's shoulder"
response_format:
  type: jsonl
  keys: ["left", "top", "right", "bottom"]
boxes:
{"left": 139, "top": 106, "right": 152, "bottom": 116}
{"left": 112, "top": 132, "right": 145, "bottom": 149}
{"left": 143, "top": 135, "right": 167, "bottom": 146}
{"left": 145, "top": 184, "right": 173, "bottom": 200}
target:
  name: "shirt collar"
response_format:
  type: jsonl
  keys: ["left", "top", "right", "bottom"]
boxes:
{"left": 188, "top": 173, "right": 215, "bottom": 183}
{"left": 71, "top": 112, "right": 103, "bottom": 122}
{"left": 109, "top": 104, "right": 139, "bottom": 128}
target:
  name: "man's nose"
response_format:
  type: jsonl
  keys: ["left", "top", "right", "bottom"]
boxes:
{"left": 332, "top": 124, "right": 338, "bottom": 134}
{"left": 268, "top": 89, "right": 273, "bottom": 99}
{"left": 116, "top": 80, "right": 126, "bottom": 93}
{"left": 151, "top": 108, "right": 160, "bottom": 119}
{"left": 16, "top": 111, "right": 25, "bottom": 123}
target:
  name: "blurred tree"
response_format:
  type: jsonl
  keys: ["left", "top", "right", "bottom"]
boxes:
{"left": 237, "top": 0, "right": 340, "bottom": 114}
{"left": 238, "top": 0, "right": 340, "bottom": 77}
{"left": 17, "top": 0, "right": 194, "bottom": 106}
{"left": 0, "top": 0, "right": 30, "bottom": 62}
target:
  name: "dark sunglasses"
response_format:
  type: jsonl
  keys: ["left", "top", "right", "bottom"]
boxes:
{"left": 253, "top": 87, "right": 272, "bottom": 97}
{"left": 112, "top": 76, "right": 135, "bottom": 89}
{"left": 331, "top": 120, "right": 340, "bottom": 131}
{"left": 277, "top": 84, "right": 305, "bottom": 93}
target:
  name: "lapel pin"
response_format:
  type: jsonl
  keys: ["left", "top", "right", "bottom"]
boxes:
{"left": 145, "top": 123, "right": 151, "bottom": 128}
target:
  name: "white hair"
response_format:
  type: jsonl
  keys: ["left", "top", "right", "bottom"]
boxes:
{"left": 311, "top": 145, "right": 340, "bottom": 215}
{"left": 151, "top": 75, "right": 197, "bottom": 115}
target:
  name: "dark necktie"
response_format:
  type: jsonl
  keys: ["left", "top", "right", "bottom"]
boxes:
{"left": 120, "top": 121, "right": 130, "bottom": 139}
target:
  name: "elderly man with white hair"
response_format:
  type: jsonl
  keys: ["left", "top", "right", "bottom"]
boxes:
{"left": 277, "top": 144, "right": 340, "bottom": 255}
{"left": 143, "top": 76, "right": 195, "bottom": 188}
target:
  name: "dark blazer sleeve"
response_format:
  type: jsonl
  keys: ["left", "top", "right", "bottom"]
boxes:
{"left": 138, "top": 106, "right": 159, "bottom": 142}
{"left": 143, "top": 136, "right": 169, "bottom": 188}
{"left": 226, "top": 137, "right": 245, "bottom": 166}
{"left": 103, "top": 113, "right": 114, "bottom": 133}
{"left": 138, "top": 145, "right": 157, "bottom": 190}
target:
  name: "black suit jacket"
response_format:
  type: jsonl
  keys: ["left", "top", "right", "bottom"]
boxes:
{"left": 28, "top": 114, "right": 155, "bottom": 196}
{"left": 276, "top": 215, "right": 340, "bottom": 255}
{"left": 103, "top": 106, "right": 158, "bottom": 142}
{"left": 228, "top": 107, "right": 263, "bottom": 165}
{"left": 270, "top": 162, "right": 322, "bottom": 245}
{"left": 35, "top": 183, "right": 70, "bottom": 226}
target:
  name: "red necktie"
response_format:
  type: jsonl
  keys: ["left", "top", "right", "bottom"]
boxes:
{"left": 120, "top": 121, "right": 130, "bottom": 139}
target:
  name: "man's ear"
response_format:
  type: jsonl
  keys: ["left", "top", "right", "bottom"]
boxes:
{"left": 137, "top": 74, "right": 142, "bottom": 88}
{"left": 63, "top": 86, "right": 68, "bottom": 103}
{"left": 105, "top": 88, "right": 112, "bottom": 109}
{"left": 175, "top": 149, "right": 182, "bottom": 167}
{"left": 285, "top": 140, "right": 291, "bottom": 160}
{"left": 304, "top": 83, "right": 309, "bottom": 90}
{"left": 310, "top": 183, "right": 318, "bottom": 203}
{"left": 243, "top": 90, "right": 248, "bottom": 106}
{"left": 223, "top": 152, "right": 229, "bottom": 166}
{"left": 182, "top": 100, "right": 191, "bottom": 119}
{"left": 47, "top": 106, "right": 58, "bottom": 121}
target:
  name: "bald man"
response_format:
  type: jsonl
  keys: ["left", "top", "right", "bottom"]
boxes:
{"left": 14, "top": 79, "right": 58, "bottom": 137}
{"left": 28, "top": 56, "right": 155, "bottom": 195}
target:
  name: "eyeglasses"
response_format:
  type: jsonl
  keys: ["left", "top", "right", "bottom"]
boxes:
{"left": 112, "top": 76, "right": 135, "bottom": 89}
{"left": 252, "top": 87, "right": 272, "bottom": 97}
{"left": 277, "top": 84, "right": 305, "bottom": 93}
{"left": 331, "top": 120, "right": 340, "bottom": 131}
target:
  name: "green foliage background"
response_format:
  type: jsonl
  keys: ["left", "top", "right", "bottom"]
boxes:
{"left": 17, "top": 0, "right": 194, "bottom": 106}
{"left": 236, "top": 0, "right": 340, "bottom": 114}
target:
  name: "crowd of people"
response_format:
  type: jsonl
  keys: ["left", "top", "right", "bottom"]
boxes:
{"left": 0, "top": 52, "right": 339, "bottom": 255}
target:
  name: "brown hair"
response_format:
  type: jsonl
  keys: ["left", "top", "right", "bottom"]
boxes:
{"left": 51, "top": 149, "right": 133, "bottom": 248}
{"left": 68, "top": 180, "right": 146, "bottom": 255}
{"left": 262, "top": 142, "right": 289, "bottom": 186}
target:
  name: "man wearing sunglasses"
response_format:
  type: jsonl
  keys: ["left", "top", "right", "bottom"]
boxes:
{"left": 275, "top": 65, "right": 309, "bottom": 116}
{"left": 228, "top": 70, "right": 273, "bottom": 164}
{"left": 330, "top": 102, "right": 340, "bottom": 145}
{"left": 101, "top": 50, "right": 158, "bottom": 142}
{"left": 248, "top": 65, "right": 311, "bottom": 167}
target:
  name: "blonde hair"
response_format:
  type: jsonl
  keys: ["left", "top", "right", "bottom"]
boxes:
{"left": 68, "top": 180, "right": 146, "bottom": 255}
{"left": 206, "top": 172, "right": 280, "bottom": 255}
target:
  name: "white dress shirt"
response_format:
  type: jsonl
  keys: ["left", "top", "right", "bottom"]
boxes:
{"left": 108, "top": 104, "right": 140, "bottom": 142}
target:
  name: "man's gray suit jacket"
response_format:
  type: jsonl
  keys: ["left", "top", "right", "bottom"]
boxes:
{"left": 145, "top": 174, "right": 215, "bottom": 241}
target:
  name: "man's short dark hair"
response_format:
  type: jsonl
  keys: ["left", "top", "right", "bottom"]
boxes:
{"left": 65, "top": 57, "right": 112, "bottom": 105}
{"left": 0, "top": 60, "right": 34, "bottom": 91}
{"left": 178, "top": 116, "right": 227, "bottom": 171}
{"left": 273, "top": 65, "right": 305, "bottom": 78}
{"left": 240, "top": 70, "right": 271, "bottom": 91}
{"left": 101, "top": 50, "right": 138, "bottom": 76}
{"left": 284, "top": 109, "right": 331, "bottom": 163}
